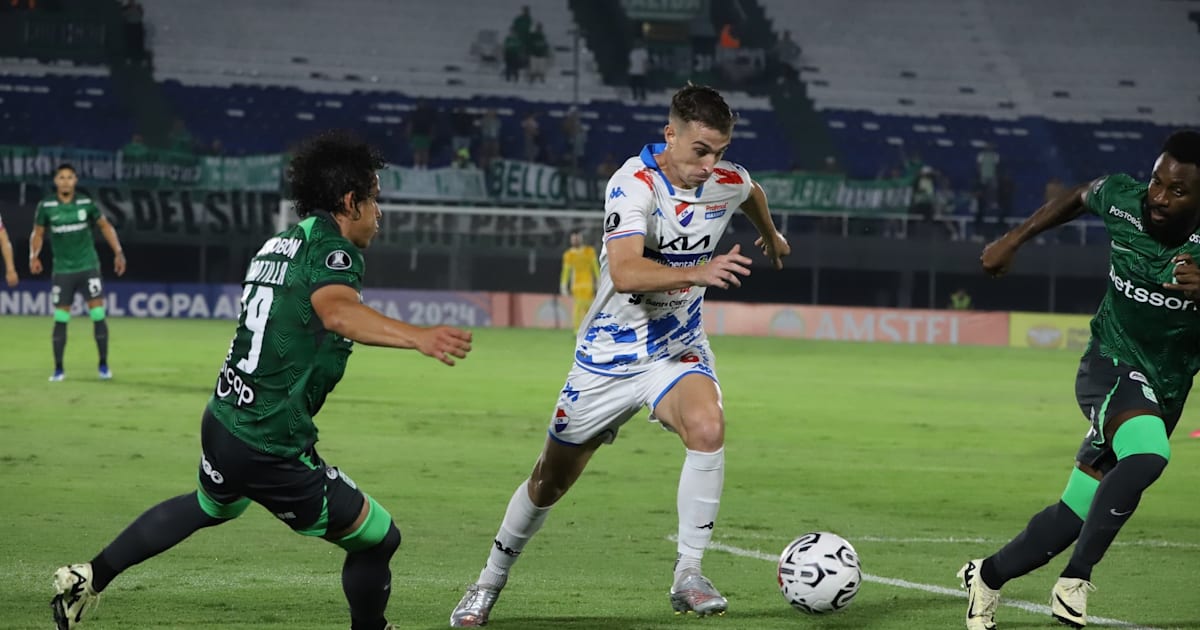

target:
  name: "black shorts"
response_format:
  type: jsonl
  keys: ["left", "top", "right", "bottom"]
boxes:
{"left": 198, "top": 409, "right": 365, "bottom": 537}
{"left": 1073, "top": 342, "right": 1181, "bottom": 474}
{"left": 51, "top": 269, "right": 103, "bottom": 307}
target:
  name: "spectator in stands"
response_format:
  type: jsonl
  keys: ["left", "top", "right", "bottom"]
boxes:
{"left": 977, "top": 142, "right": 1001, "bottom": 209}
{"left": 511, "top": 5, "right": 532, "bottom": 46}
{"left": 997, "top": 165, "right": 1015, "bottom": 224}
{"left": 206, "top": 139, "right": 225, "bottom": 157}
{"left": 121, "top": 0, "right": 146, "bottom": 66}
{"left": 167, "top": 120, "right": 194, "bottom": 155}
{"left": 973, "top": 142, "right": 1001, "bottom": 238}
{"left": 628, "top": 39, "right": 649, "bottom": 102}
{"left": 949, "top": 288, "right": 972, "bottom": 310}
{"left": 821, "top": 155, "right": 841, "bottom": 174}
{"left": 521, "top": 111, "right": 541, "bottom": 162}
{"left": 121, "top": 133, "right": 150, "bottom": 162}
{"left": 902, "top": 150, "right": 924, "bottom": 177}
{"left": 502, "top": 28, "right": 524, "bottom": 82}
{"left": 527, "top": 23, "right": 550, "bottom": 83}
{"left": 501, "top": 28, "right": 523, "bottom": 81}
{"left": 595, "top": 153, "right": 618, "bottom": 181}
{"left": 450, "top": 107, "right": 477, "bottom": 161}
{"left": 911, "top": 165, "right": 938, "bottom": 222}
{"left": 407, "top": 100, "right": 437, "bottom": 169}
{"left": 452, "top": 146, "right": 473, "bottom": 169}
{"left": 718, "top": 23, "right": 740, "bottom": 49}
{"left": 773, "top": 30, "right": 801, "bottom": 80}
{"left": 561, "top": 107, "right": 587, "bottom": 173}
{"left": 479, "top": 109, "right": 502, "bottom": 169}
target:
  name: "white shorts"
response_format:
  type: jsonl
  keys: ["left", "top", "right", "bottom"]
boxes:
{"left": 548, "top": 345, "right": 720, "bottom": 446}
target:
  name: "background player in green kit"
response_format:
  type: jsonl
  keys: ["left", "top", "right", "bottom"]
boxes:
{"left": 49, "top": 132, "right": 474, "bottom": 630}
{"left": 957, "top": 130, "right": 1200, "bottom": 630}
{"left": 29, "top": 164, "right": 126, "bottom": 381}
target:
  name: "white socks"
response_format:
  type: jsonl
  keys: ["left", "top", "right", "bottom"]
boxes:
{"left": 478, "top": 480, "right": 551, "bottom": 589}
{"left": 675, "top": 447, "right": 725, "bottom": 580}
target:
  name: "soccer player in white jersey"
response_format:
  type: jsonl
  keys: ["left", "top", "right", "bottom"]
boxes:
{"left": 451, "top": 84, "right": 791, "bottom": 626}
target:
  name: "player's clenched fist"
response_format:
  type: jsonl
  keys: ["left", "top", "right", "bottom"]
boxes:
{"left": 1163, "top": 253, "right": 1200, "bottom": 300}
{"left": 693, "top": 244, "right": 753, "bottom": 290}
{"left": 981, "top": 234, "right": 1020, "bottom": 277}
{"left": 417, "top": 326, "right": 474, "bottom": 366}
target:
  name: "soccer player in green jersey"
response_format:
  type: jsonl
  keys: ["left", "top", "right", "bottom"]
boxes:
{"left": 49, "top": 132, "right": 474, "bottom": 630}
{"left": 0, "top": 212, "right": 17, "bottom": 287}
{"left": 958, "top": 130, "right": 1200, "bottom": 630}
{"left": 29, "top": 164, "right": 126, "bottom": 381}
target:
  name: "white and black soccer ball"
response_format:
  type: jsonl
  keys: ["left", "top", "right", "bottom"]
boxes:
{"left": 777, "top": 531, "right": 862, "bottom": 614}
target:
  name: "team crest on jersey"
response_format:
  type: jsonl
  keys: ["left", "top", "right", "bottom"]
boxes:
{"left": 77, "top": 210, "right": 86, "bottom": 221}
{"left": 553, "top": 408, "right": 569, "bottom": 433}
{"left": 675, "top": 201, "right": 694, "bottom": 227}
{"left": 326, "top": 250, "right": 352, "bottom": 270}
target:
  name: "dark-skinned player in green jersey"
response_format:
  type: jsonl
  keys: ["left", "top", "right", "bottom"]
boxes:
{"left": 49, "top": 132, "right": 473, "bottom": 630}
{"left": 958, "top": 130, "right": 1200, "bottom": 630}
{"left": 29, "top": 164, "right": 126, "bottom": 381}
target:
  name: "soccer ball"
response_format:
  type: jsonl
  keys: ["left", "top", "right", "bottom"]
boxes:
{"left": 777, "top": 531, "right": 862, "bottom": 614}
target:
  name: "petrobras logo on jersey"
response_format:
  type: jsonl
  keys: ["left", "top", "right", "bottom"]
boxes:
{"left": 1109, "top": 265, "right": 1198, "bottom": 311}
{"left": 704, "top": 202, "right": 728, "bottom": 220}
{"left": 215, "top": 362, "right": 257, "bottom": 406}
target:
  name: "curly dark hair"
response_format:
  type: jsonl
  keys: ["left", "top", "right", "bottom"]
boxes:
{"left": 288, "top": 131, "right": 385, "bottom": 218}
{"left": 669, "top": 84, "right": 737, "bottom": 135}
{"left": 1163, "top": 130, "right": 1200, "bottom": 167}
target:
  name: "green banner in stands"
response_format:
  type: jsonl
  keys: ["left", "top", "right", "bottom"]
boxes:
{"left": 487, "top": 159, "right": 598, "bottom": 206}
{"left": 755, "top": 172, "right": 915, "bottom": 213}
{"left": 378, "top": 166, "right": 489, "bottom": 202}
{"left": 621, "top": 0, "right": 709, "bottom": 21}
{"left": 0, "top": 145, "right": 283, "bottom": 192}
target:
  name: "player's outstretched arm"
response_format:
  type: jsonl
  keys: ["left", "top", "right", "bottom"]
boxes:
{"left": 96, "top": 217, "right": 126, "bottom": 276}
{"left": 981, "top": 179, "right": 1094, "bottom": 277}
{"left": 28, "top": 224, "right": 44, "bottom": 275}
{"left": 739, "top": 181, "right": 790, "bottom": 270}
{"left": 312, "top": 284, "right": 472, "bottom": 366}
{"left": 0, "top": 228, "right": 16, "bottom": 287}
{"left": 608, "top": 234, "right": 752, "bottom": 292}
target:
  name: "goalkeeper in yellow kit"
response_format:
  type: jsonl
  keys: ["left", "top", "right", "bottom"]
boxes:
{"left": 559, "top": 231, "right": 600, "bottom": 330}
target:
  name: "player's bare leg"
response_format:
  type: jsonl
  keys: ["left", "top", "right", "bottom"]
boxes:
{"left": 654, "top": 373, "right": 728, "bottom": 616}
{"left": 451, "top": 435, "right": 603, "bottom": 627}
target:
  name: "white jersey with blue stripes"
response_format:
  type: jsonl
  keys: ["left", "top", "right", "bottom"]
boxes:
{"left": 574, "top": 143, "right": 754, "bottom": 376}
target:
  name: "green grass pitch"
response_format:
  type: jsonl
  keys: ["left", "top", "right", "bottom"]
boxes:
{"left": 0, "top": 315, "right": 1197, "bottom": 629}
